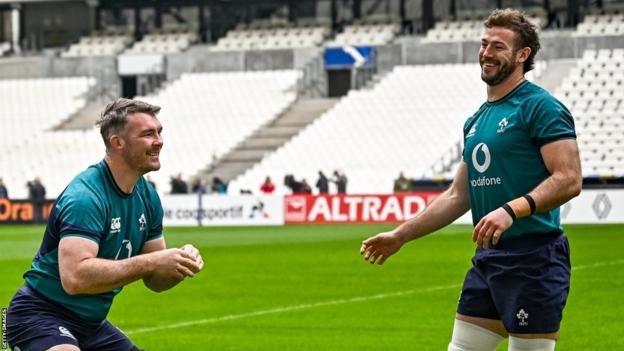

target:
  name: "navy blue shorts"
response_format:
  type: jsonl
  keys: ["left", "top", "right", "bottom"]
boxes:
{"left": 7, "top": 284, "right": 139, "bottom": 351}
{"left": 457, "top": 233, "right": 571, "bottom": 334}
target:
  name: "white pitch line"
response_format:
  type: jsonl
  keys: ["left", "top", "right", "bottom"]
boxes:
{"left": 126, "top": 283, "right": 461, "bottom": 335}
{"left": 572, "top": 259, "right": 624, "bottom": 271}
{"left": 126, "top": 259, "right": 624, "bottom": 335}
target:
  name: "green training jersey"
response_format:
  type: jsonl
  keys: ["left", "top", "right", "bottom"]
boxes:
{"left": 24, "top": 160, "right": 163, "bottom": 322}
{"left": 462, "top": 80, "right": 576, "bottom": 241}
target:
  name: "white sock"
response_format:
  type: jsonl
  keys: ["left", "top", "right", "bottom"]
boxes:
{"left": 508, "top": 336, "right": 556, "bottom": 351}
{"left": 448, "top": 319, "right": 504, "bottom": 351}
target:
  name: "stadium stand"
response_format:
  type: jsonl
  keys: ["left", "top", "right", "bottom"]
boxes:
{"left": 423, "top": 16, "right": 543, "bottom": 43}
{"left": 574, "top": 14, "right": 624, "bottom": 37}
{"left": 211, "top": 23, "right": 329, "bottom": 51}
{"left": 62, "top": 30, "right": 133, "bottom": 57}
{"left": 326, "top": 23, "right": 400, "bottom": 46}
{"left": 125, "top": 28, "right": 199, "bottom": 54}
{"left": 0, "top": 77, "right": 98, "bottom": 199}
{"left": 229, "top": 64, "right": 485, "bottom": 194}
{"left": 555, "top": 48, "right": 624, "bottom": 176}
{"left": 133, "top": 70, "right": 300, "bottom": 192}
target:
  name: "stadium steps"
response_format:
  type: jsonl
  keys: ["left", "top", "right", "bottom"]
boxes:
{"left": 200, "top": 98, "right": 338, "bottom": 182}
{"left": 534, "top": 59, "right": 577, "bottom": 93}
{"left": 54, "top": 99, "right": 108, "bottom": 130}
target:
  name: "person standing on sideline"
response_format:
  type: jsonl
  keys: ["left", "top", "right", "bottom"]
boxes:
{"left": 7, "top": 98, "right": 204, "bottom": 351}
{"left": 260, "top": 176, "right": 276, "bottom": 194}
{"left": 27, "top": 177, "right": 47, "bottom": 223}
{"left": 316, "top": 171, "right": 329, "bottom": 194}
{"left": 360, "top": 9, "right": 581, "bottom": 351}
{"left": 332, "top": 170, "right": 348, "bottom": 194}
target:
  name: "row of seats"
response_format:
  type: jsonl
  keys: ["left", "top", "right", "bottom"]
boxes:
{"left": 575, "top": 14, "right": 624, "bottom": 37}
{"left": 62, "top": 35, "right": 132, "bottom": 57}
{"left": 423, "top": 17, "right": 542, "bottom": 43}
{"left": 555, "top": 48, "right": 624, "bottom": 176}
{"left": 133, "top": 70, "right": 300, "bottom": 192}
{"left": 62, "top": 30, "right": 197, "bottom": 57}
{"left": 0, "top": 71, "right": 299, "bottom": 198}
{"left": 0, "top": 77, "right": 97, "bottom": 199}
{"left": 212, "top": 27, "right": 329, "bottom": 51}
{"left": 326, "top": 24, "right": 400, "bottom": 46}
{"left": 229, "top": 64, "right": 485, "bottom": 194}
{"left": 0, "top": 77, "right": 94, "bottom": 146}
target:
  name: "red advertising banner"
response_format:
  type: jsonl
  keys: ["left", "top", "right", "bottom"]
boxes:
{"left": 284, "top": 192, "right": 443, "bottom": 224}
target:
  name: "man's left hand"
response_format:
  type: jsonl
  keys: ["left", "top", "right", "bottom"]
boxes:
{"left": 472, "top": 207, "right": 513, "bottom": 249}
{"left": 181, "top": 244, "right": 204, "bottom": 272}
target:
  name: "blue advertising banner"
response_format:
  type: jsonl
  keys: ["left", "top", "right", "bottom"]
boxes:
{"left": 324, "top": 46, "right": 375, "bottom": 69}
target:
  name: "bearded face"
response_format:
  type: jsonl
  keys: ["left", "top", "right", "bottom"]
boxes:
{"left": 479, "top": 26, "right": 525, "bottom": 87}
{"left": 480, "top": 49, "right": 518, "bottom": 86}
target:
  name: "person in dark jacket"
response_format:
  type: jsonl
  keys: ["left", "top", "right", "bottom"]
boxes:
{"left": 27, "top": 177, "right": 46, "bottom": 223}
{"left": 315, "top": 171, "right": 329, "bottom": 194}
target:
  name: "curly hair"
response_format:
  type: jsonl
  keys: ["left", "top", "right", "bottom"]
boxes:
{"left": 484, "top": 8, "right": 541, "bottom": 73}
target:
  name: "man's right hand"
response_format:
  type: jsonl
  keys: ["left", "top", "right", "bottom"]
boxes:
{"left": 360, "top": 231, "right": 404, "bottom": 265}
{"left": 150, "top": 248, "right": 201, "bottom": 280}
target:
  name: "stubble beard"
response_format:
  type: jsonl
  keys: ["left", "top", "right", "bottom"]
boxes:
{"left": 480, "top": 53, "right": 517, "bottom": 86}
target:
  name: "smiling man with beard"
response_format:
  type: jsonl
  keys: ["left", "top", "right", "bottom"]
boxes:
{"left": 361, "top": 9, "right": 581, "bottom": 351}
{"left": 7, "top": 98, "right": 204, "bottom": 351}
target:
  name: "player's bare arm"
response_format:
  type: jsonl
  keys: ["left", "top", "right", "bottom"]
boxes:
{"left": 360, "top": 162, "right": 471, "bottom": 265}
{"left": 58, "top": 236, "right": 201, "bottom": 295}
{"left": 473, "top": 139, "right": 582, "bottom": 248}
{"left": 141, "top": 238, "right": 205, "bottom": 292}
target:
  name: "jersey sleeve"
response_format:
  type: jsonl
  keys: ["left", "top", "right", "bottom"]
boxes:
{"left": 146, "top": 185, "right": 164, "bottom": 241}
{"left": 56, "top": 191, "right": 106, "bottom": 244}
{"left": 525, "top": 94, "right": 576, "bottom": 147}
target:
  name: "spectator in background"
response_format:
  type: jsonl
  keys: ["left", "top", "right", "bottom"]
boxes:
{"left": 27, "top": 177, "right": 46, "bottom": 224}
{"left": 260, "top": 176, "right": 276, "bottom": 194}
{"left": 284, "top": 174, "right": 303, "bottom": 193}
{"left": 316, "top": 171, "right": 329, "bottom": 194}
{"left": 191, "top": 178, "right": 207, "bottom": 195}
{"left": 146, "top": 175, "right": 157, "bottom": 190}
{"left": 0, "top": 178, "right": 8, "bottom": 199}
{"left": 211, "top": 176, "right": 228, "bottom": 194}
{"left": 393, "top": 171, "right": 411, "bottom": 193}
{"left": 300, "top": 179, "right": 313, "bottom": 194}
{"left": 170, "top": 173, "right": 188, "bottom": 194}
{"left": 332, "top": 170, "right": 348, "bottom": 194}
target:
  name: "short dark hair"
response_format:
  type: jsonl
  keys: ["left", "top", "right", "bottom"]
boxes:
{"left": 484, "top": 8, "right": 540, "bottom": 73}
{"left": 96, "top": 98, "right": 161, "bottom": 152}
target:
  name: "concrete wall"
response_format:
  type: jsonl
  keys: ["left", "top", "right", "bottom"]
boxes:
{"left": 166, "top": 46, "right": 321, "bottom": 81}
{"left": 0, "top": 56, "right": 45, "bottom": 78}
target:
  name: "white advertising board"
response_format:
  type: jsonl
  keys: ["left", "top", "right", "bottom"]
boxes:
{"left": 454, "top": 189, "right": 624, "bottom": 225}
{"left": 162, "top": 194, "right": 284, "bottom": 226}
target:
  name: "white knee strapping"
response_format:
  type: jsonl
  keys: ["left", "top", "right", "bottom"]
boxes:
{"left": 508, "top": 336, "right": 556, "bottom": 351}
{"left": 448, "top": 319, "right": 504, "bottom": 351}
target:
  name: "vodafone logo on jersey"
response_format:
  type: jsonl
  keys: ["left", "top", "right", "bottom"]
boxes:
{"left": 471, "top": 142, "right": 491, "bottom": 173}
{"left": 284, "top": 193, "right": 441, "bottom": 223}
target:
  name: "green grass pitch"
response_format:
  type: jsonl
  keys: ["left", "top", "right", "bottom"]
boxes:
{"left": 1, "top": 224, "right": 623, "bottom": 350}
